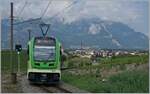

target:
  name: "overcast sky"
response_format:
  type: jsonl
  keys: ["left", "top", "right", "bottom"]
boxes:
{"left": 1, "top": 0, "right": 149, "bottom": 36}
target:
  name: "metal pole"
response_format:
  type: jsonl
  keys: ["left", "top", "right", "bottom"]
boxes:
{"left": 28, "top": 29, "right": 31, "bottom": 41}
{"left": 10, "top": 2, "right": 16, "bottom": 84}
{"left": 81, "top": 40, "right": 83, "bottom": 54}
{"left": 17, "top": 52, "right": 20, "bottom": 74}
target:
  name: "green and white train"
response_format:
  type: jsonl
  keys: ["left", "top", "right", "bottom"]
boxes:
{"left": 27, "top": 36, "right": 62, "bottom": 84}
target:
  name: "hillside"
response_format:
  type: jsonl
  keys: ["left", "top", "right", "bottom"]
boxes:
{"left": 1, "top": 18, "right": 149, "bottom": 49}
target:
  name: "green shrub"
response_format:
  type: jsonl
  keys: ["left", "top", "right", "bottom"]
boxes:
{"left": 62, "top": 69, "right": 149, "bottom": 93}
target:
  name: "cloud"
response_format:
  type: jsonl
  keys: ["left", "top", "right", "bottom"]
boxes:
{"left": 1, "top": 0, "right": 148, "bottom": 35}
{"left": 1, "top": 0, "right": 72, "bottom": 19}
{"left": 88, "top": 23, "right": 102, "bottom": 35}
{"left": 61, "top": 0, "right": 143, "bottom": 23}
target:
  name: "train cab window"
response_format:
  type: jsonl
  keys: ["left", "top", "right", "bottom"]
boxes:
{"left": 34, "top": 37, "right": 56, "bottom": 61}
{"left": 34, "top": 46, "right": 55, "bottom": 61}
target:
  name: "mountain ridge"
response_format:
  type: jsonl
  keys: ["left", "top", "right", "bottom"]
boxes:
{"left": 1, "top": 17, "right": 149, "bottom": 50}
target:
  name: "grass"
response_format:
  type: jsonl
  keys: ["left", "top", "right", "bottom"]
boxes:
{"left": 62, "top": 53, "right": 149, "bottom": 93}
{"left": 62, "top": 69, "right": 149, "bottom": 93}
{"left": 66, "top": 54, "right": 149, "bottom": 69}
{"left": 108, "top": 70, "right": 149, "bottom": 93}
{"left": 1, "top": 50, "right": 28, "bottom": 93}
{"left": 67, "top": 57, "right": 92, "bottom": 68}
{"left": 1, "top": 50, "right": 28, "bottom": 73}
{"left": 99, "top": 55, "right": 148, "bottom": 65}
{"left": 1, "top": 50, "right": 149, "bottom": 93}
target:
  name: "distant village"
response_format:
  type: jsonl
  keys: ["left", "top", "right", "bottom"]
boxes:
{"left": 66, "top": 48, "right": 149, "bottom": 58}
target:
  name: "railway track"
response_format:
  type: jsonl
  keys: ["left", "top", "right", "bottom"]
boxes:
{"left": 40, "top": 81, "right": 89, "bottom": 93}
{"left": 41, "top": 85, "right": 72, "bottom": 93}
{"left": 19, "top": 75, "right": 88, "bottom": 93}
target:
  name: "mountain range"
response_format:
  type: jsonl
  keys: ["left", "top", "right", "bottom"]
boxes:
{"left": 1, "top": 17, "right": 149, "bottom": 50}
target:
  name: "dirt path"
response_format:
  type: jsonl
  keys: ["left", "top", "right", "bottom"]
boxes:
{"left": 18, "top": 75, "right": 47, "bottom": 93}
{"left": 1, "top": 73, "right": 21, "bottom": 93}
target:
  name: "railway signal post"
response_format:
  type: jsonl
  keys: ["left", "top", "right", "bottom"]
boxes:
{"left": 15, "top": 44, "right": 22, "bottom": 75}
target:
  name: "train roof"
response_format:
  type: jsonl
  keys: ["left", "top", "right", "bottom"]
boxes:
{"left": 34, "top": 36, "right": 56, "bottom": 40}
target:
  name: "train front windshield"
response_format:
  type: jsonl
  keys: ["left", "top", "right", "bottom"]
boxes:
{"left": 34, "top": 38, "right": 56, "bottom": 61}
{"left": 34, "top": 46, "right": 55, "bottom": 61}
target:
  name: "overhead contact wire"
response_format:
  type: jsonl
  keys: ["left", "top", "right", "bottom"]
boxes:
{"left": 16, "top": 1, "right": 28, "bottom": 18}
{"left": 40, "top": 0, "right": 52, "bottom": 19}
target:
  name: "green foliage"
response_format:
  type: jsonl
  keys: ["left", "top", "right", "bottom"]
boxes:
{"left": 67, "top": 53, "right": 79, "bottom": 59}
{"left": 61, "top": 53, "right": 68, "bottom": 63}
{"left": 95, "top": 68, "right": 101, "bottom": 78}
{"left": 119, "top": 64, "right": 126, "bottom": 70}
{"left": 108, "top": 70, "right": 149, "bottom": 92}
{"left": 62, "top": 52, "right": 149, "bottom": 70}
{"left": 62, "top": 69, "right": 149, "bottom": 93}
{"left": 67, "top": 57, "right": 92, "bottom": 68}
{"left": 98, "top": 54, "right": 148, "bottom": 67}
{"left": 66, "top": 54, "right": 149, "bottom": 71}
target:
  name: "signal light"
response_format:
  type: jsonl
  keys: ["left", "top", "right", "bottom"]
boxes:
{"left": 15, "top": 44, "right": 22, "bottom": 52}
